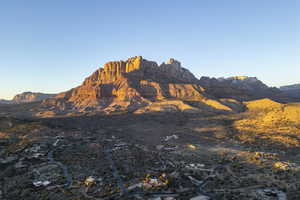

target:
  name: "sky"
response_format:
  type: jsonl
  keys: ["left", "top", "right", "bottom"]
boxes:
{"left": 0, "top": 0, "right": 299, "bottom": 99}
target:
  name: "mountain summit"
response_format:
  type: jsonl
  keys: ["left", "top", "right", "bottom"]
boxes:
{"left": 42, "top": 56, "right": 238, "bottom": 115}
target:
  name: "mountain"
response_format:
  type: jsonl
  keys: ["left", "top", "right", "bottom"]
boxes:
{"left": 280, "top": 83, "right": 300, "bottom": 98}
{"left": 199, "top": 76, "right": 285, "bottom": 101}
{"left": 280, "top": 83, "right": 300, "bottom": 91}
{"left": 0, "top": 99, "right": 12, "bottom": 104}
{"left": 42, "top": 56, "right": 242, "bottom": 115}
{"left": 9, "top": 92, "right": 56, "bottom": 104}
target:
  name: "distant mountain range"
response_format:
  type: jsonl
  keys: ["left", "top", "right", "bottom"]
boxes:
{"left": 279, "top": 83, "right": 300, "bottom": 98}
{"left": 0, "top": 92, "right": 56, "bottom": 104}
{"left": 35, "top": 56, "right": 298, "bottom": 116}
{"left": 1, "top": 57, "right": 299, "bottom": 115}
{"left": 0, "top": 99, "right": 12, "bottom": 104}
{"left": 199, "top": 76, "right": 284, "bottom": 101}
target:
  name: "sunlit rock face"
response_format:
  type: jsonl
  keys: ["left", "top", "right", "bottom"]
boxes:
{"left": 83, "top": 56, "right": 148, "bottom": 85}
{"left": 42, "top": 56, "right": 238, "bottom": 114}
{"left": 83, "top": 57, "right": 198, "bottom": 86}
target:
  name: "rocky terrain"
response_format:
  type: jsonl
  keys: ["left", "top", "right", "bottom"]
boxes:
{"left": 0, "top": 56, "right": 300, "bottom": 200}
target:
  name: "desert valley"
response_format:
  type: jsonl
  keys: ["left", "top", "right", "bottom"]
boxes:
{"left": 0, "top": 56, "right": 300, "bottom": 200}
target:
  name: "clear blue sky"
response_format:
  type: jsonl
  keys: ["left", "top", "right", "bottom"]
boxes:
{"left": 0, "top": 0, "right": 299, "bottom": 99}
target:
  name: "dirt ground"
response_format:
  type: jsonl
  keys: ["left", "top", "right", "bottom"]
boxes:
{"left": 0, "top": 110, "right": 300, "bottom": 200}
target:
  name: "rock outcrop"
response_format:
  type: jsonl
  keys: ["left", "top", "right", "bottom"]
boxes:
{"left": 42, "top": 56, "right": 236, "bottom": 115}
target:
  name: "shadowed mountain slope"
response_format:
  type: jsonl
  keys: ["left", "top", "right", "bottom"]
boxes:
{"left": 199, "top": 76, "right": 289, "bottom": 102}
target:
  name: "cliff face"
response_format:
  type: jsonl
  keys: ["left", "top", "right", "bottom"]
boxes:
{"left": 83, "top": 56, "right": 198, "bottom": 85}
{"left": 42, "top": 56, "right": 237, "bottom": 114}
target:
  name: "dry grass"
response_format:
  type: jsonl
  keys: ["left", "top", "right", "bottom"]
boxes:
{"left": 233, "top": 99, "right": 300, "bottom": 147}
{"left": 134, "top": 100, "right": 200, "bottom": 113}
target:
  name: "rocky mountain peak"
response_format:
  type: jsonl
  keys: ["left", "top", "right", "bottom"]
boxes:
{"left": 165, "top": 58, "right": 181, "bottom": 67}
{"left": 226, "top": 76, "right": 260, "bottom": 84}
{"left": 83, "top": 56, "right": 198, "bottom": 86}
{"left": 159, "top": 58, "right": 198, "bottom": 83}
{"left": 41, "top": 56, "right": 240, "bottom": 114}
{"left": 83, "top": 56, "right": 148, "bottom": 85}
